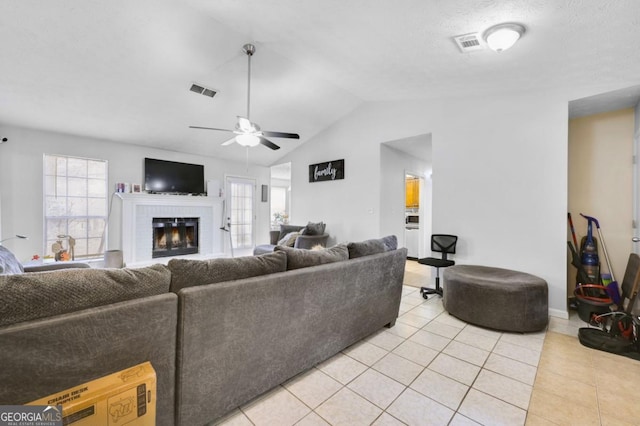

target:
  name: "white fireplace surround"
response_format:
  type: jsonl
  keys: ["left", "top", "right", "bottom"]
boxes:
{"left": 117, "top": 193, "right": 224, "bottom": 266}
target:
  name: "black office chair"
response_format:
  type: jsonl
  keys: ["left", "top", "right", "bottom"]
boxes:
{"left": 419, "top": 234, "right": 458, "bottom": 299}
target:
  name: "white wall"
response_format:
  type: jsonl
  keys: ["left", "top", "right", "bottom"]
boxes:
{"left": 0, "top": 124, "right": 271, "bottom": 261}
{"left": 278, "top": 93, "right": 569, "bottom": 316}
{"left": 434, "top": 95, "right": 569, "bottom": 317}
{"left": 280, "top": 100, "right": 442, "bottom": 246}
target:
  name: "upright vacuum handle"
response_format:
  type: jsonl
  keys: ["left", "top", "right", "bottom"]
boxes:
{"left": 580, "top": 213, "right": 600, "bottom": 229}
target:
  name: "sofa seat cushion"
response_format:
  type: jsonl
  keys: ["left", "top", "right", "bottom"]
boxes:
{"left": 347, "top": 235, "right": 398, "bottom": 259}
{"left": 0, "top": 246, "right": 24, "bottom": 275}
{"left": 0, "top": 264, "right": 171, "bottom": 327}
{"left": 275, "top": 244, "right": 348, "bottom": 270}
{"left": 168, "top": 251, "right": 287, "bottom": 292}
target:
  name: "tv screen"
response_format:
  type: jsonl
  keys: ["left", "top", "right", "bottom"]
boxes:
{"left": 144, "top": 158, "right": 205, "bottom": 194}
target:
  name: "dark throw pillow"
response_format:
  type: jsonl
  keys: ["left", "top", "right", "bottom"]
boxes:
{"left": 167, "top": 251, "right": 287, "bottom": 292}
{"left": 275, "top": 244, "right": 348, "bottom": 270}
{"left": 347, "top": 235, "right": 398, "bottom": 259}
{"left": 301, "top": 221, "right": 326, "bottom": 236}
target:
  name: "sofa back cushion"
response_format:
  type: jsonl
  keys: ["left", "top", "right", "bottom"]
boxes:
{"left": 275, "top": 244, "right": 349, "bottom": 270}
{"left": 168, "top": 251, "right": 287, "bottom": 292}
{"left": 0, "top": 246, "right": 24, "bottom": 275}
{"left": 0, "top": 264, "right": 171, "bottom": 327}
{"left": 347, "top": 235, "right": 398, "bottom": 259}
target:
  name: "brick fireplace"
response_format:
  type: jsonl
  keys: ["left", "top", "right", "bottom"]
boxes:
{"left": 117, "top": 193, "right": 223, "bottom": 266}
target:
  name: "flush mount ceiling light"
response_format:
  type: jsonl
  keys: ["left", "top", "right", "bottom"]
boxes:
{"left": 483, "top": 23, "right": 526, "bottom": 52}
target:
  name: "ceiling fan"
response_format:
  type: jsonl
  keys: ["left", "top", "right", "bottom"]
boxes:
{"left": 190, "top": 44, "right": 300, "bottom": 151}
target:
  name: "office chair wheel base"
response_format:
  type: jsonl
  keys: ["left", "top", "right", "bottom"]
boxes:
{"left": 420, "top": 286, "right": 443, "bottom": 299}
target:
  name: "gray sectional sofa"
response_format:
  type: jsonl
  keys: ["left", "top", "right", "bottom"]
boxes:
{"left": 0, "top": 236, "right": 406, "bottom": 425}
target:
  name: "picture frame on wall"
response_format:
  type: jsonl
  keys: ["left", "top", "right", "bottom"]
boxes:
{"left": 308, "top": 159, "right": 345, "bottom": 183}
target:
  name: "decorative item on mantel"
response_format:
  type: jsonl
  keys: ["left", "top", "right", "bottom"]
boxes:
{"left": 309, "top": 159, "right": 344, "bottom": 183}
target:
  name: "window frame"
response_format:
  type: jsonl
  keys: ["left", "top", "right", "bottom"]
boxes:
{"left": 42, "top": 154, "right": 109, "bottom": 261}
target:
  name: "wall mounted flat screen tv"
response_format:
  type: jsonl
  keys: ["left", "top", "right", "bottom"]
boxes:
{"left": 144, "top": 158, "right": 205, "bottom": 194}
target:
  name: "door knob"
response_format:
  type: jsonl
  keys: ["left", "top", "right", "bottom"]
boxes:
{"left": 633, "top": 237, "right": 640, "bottom": 242}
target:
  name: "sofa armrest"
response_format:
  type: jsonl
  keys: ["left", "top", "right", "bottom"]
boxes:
{"left": 294, "top": 234, "right": 329, "bottom": 250}
{"left": 269, "top": 230, "right": 280, "bottom": 245}
{"left": 23, "top": 262, "right": 91, "bottom": 273}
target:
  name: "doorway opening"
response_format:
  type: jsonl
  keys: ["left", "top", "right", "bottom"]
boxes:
{"left": 379, "top": 133, "right": 432, "bottom": 260}
{"left": 405, "top": 173, "right": 422, "bottom": 259}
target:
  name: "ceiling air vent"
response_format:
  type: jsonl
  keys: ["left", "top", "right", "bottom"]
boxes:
{"left": 453, "top": 33, "right": 485, "bottom": 53}
{"left": 190, "top": 83, "right": 217, "bottom": 98}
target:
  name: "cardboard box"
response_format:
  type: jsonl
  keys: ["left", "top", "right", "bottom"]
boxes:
{"left": 28, "top": 362, "right": 156, "bottom": 425}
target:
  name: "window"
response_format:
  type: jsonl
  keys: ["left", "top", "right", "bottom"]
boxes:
{"left": 226, "top": 176, "right": 255, "bottom": 249}
{"left": 43, "top": 154, "right": 108, "bottom": 260}
{"left": 270, "top": 186, "right": 288, "bottom": 227}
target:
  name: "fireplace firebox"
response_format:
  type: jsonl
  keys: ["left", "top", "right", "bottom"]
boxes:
{"left": 152, "top": 217, "right": 199, "bottom": 258}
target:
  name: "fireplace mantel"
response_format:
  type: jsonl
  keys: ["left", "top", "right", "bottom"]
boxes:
{"left": 116, "top": 193, "right": 224, "bottom": 266}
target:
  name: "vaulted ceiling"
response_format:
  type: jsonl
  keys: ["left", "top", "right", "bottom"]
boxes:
{"left": 1, "top": 1, "right": 639, "bottom": 166}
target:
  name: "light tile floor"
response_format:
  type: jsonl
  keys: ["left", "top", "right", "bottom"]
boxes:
{"left": 212, "top": 260, "right": 640, "bottom": 426}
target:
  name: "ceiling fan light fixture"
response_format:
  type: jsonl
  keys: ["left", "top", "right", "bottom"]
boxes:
{"left": 236, "top": 134, "right": 260, "bottom": 147}
{"left": 189, "top": 43, "right": 299, "bottom": 151}
{"left": 483, "top": 23, "right": 525, "bottom": 52}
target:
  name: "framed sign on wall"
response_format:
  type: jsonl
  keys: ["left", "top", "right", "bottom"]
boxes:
{"left": 309, "top": 159, "right": 345, "bottom": 183}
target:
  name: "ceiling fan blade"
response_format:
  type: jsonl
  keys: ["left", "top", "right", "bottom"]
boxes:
{"left": 262, "top": 131, "right": 300, "bottom": 139}
{"left": 189, "top": 126, "right": 234, "bottom": 132}
{"left": 221, "top": 136, "right": 237, "bottom": 146}
{"left": 259, "top": 137, "right": 280, "bottom": 150}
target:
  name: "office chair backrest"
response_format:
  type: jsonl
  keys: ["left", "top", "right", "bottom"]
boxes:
{"left": 431, "top": 234, "right": 457, "bottom": 260}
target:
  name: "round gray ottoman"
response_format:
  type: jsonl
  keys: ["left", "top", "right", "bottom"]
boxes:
{"left": 443, "top": 265, "right": 548, "bottom": 332}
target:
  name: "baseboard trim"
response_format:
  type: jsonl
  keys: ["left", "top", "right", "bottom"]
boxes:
{"left": 548, "top": 308, "right": 569, "bottom": 319}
